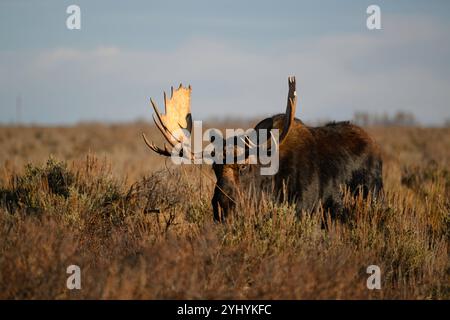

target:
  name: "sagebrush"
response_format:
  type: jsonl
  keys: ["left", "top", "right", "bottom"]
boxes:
{"left": 0, "top": 123, "right": 448, "bottom": 299}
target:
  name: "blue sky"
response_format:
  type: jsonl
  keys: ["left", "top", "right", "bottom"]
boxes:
{"left": 0, "top": 0, "right": 449, "bottom": 124}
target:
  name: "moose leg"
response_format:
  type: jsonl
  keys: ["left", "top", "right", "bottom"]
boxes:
{"left": 320, "top": 192, "right": 346, "bottom": 229}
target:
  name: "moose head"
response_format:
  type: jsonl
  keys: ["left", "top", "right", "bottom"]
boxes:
{"left": 143, "top": 77, "right": 297, "bottom": 221}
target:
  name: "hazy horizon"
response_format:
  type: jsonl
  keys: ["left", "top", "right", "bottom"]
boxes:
{"left": 1, "top": 0, "right": 449, "bottom": 125}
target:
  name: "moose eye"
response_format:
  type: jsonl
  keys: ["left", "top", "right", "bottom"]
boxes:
{"left": 238, "top": 165, "right": 249, "bottom": 175}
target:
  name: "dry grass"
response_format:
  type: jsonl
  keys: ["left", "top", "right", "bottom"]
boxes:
{"left": 0, "top": 122, "right": 449, "bottom": 299}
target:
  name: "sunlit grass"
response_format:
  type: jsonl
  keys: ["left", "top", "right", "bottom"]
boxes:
{"left": 0, "top": 123, "right": 448, "bottom": 299}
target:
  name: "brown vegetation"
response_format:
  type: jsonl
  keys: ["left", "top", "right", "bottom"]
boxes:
{"left": 0, "top": 122, "right": 449, "bottom": 299}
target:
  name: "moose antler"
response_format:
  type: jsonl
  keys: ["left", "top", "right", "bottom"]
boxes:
{"left": 242, "top": 76, "right": 297, "bottom": 153}
{"left": 281, "top": 76, "right": 297, "bottom": 143}
{"left": 142, "top": 84, "right": 195, "bottom": 158}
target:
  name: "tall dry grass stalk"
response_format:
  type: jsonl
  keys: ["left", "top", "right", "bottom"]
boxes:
{"left": 0, "top": 123, "right": 448, "bottom": 299}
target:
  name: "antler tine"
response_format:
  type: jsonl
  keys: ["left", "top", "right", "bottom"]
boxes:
{"left": 278, "top": 76, "right": 297, "bottom": 142}
{"left": 142, "top": 133, "right": 172, "bottom": 157}
{"left": 247, "top": 136, "right": 257, "bottom": 147}
{"left": 150, "top": 98, "right": 165, "bottom": 130}
{"left": 152, "top": 114, "right": 183, "bottom": 147}
{"left": 270, "top": 130, "right": 279, "bottom": 151}
{"left": 150, "top": 97, "right": 184, "bottom": 146}
{"left": 240, "top": 136, "right": 256, "bottom": 148}
{"left": 150, "top": 97, "right": 180, "bottom": 147}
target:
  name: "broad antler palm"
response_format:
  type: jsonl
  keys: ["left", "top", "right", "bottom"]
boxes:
{"left": 142, "top": 84, "right": 196, "bottom": 159}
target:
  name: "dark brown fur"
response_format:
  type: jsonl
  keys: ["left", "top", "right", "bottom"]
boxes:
{"left": 212, "top": 115, "right": 383, "bottom": 221}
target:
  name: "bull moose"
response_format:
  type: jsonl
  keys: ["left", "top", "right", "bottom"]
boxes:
{"left": 143, "top": 77, "right": 383, "bottom": 222}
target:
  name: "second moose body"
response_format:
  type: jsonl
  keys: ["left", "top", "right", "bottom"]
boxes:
{"left": 143, "top": 77, "right": 383, "bottom": 221}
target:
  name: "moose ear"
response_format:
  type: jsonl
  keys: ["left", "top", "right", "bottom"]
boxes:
{"left": 253, "top": 118, "right": 275, "bottom": 136}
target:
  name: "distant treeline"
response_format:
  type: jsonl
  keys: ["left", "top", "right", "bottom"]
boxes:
{"left": 353, "top": 111, "right": 417, "bottom": 127}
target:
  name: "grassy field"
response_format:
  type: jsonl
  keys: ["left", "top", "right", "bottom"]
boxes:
{"left": 0, "top": 122, "right": 448, "bottom": 299}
